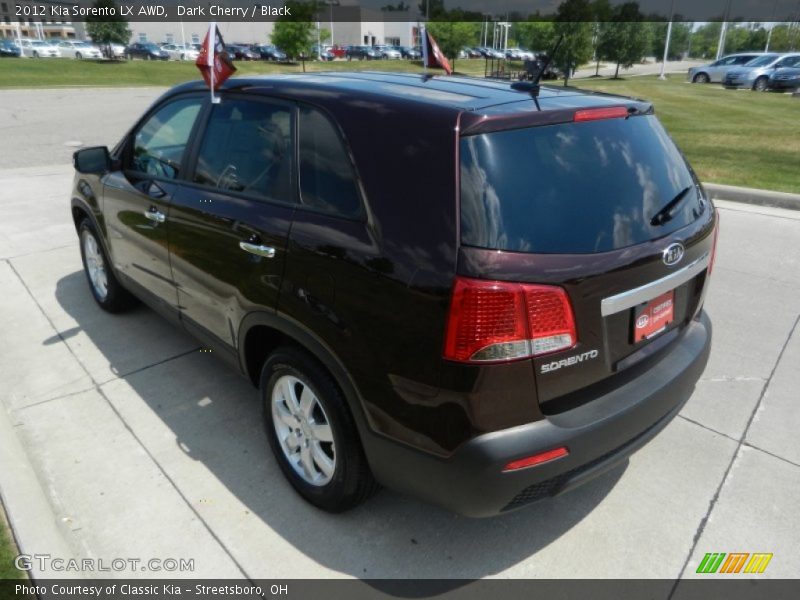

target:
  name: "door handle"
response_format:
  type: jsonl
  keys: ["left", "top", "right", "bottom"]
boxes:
{"left": 144, "top": 207, "right": 166, "bottom": 224}
{"left": 239, "top": 241, "right": 276, "bottom": 258}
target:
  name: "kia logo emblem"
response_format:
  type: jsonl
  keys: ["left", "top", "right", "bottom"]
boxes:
{"left": 663, "top": 243, "right": 684, "bottom": 267}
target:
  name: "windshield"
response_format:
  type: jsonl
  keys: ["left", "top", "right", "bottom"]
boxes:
{"left": 745, "top": 54, "right": 779, "bottom": 67}
{"left": 459, "top": 115, "right": 707, "bottom": 254}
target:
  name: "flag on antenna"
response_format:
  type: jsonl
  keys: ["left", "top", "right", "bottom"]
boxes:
{"left": 195, "top": 23, "right": 236, "bottom": 92}
{"left": 421, "top": 27, "right": 452, "bottom": 75}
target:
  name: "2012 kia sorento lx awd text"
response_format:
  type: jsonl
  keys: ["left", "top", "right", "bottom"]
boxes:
{"left": 70, "top": 72, "right": 717, "bottom": 517}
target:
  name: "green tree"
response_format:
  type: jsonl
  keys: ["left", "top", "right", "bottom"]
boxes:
{"left": 650, "top": 20, "right": 691, "bottom": 60}
{"left": 271, "top": 21, "right": 316, "bottom": 60}
{"left": 425, "top": 22, "right": 477, "bottom": 71}
{"left": 554, "top": 0, "right": 594, "bottom": 85}
{"left": 513, "top": 22, "right": 556, "bottom": 53}
{"left": 84, "top": 0, "right": 130, "bottom": 59}
{"left": 595, "top": 3, "right": 650, "bottom": 78}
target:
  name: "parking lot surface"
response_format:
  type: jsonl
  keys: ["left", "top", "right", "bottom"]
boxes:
{"left": 0, "top": 88, "right": 798, "bottom": 583}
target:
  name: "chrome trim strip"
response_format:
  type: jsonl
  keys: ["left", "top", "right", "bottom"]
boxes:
{"left": 601, "top": 252, "right": 710, "bottom": 317}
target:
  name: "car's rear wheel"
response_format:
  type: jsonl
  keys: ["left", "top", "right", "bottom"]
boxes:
{"left": 693, "top": 72, "right": 709, "bottom": 83}
{"left": 261, "top": 346, "right": 378, "bottom": 512}
{"left": 78, "top": 219, "right": 137, "bottom": 313}
{"left": 33, "top": 51, "right": 39, "bottom": 58}
{"left": 76, "top": 52, "right": 82, "bottom": 60}
{"left": 753, "top": 76, "right": 768, "bottom": 92}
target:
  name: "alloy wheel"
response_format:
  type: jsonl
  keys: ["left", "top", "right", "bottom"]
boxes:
{"left": 82, "top": 231, "right": 108, "bottom": 300}
{"left": 271, "top": 375, "right": 336, "bottom": 486}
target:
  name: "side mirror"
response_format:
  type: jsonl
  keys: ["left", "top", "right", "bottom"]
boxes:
{"left": 73, "top": 146, "right": 111, "bottom": 175}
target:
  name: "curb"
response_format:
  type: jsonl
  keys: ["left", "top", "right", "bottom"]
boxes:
{"left": 703, "top": 183, "right": 800, "bottom": 211}
{"left": 0, "top": 405, "right": 81, "bottom": 581}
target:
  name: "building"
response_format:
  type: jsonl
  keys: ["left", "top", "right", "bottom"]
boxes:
{"left": 126, "top": 1, "right": 421, "bottom": 47}
{"left": 0, "top": 0, "right": 84, "bottom": 40}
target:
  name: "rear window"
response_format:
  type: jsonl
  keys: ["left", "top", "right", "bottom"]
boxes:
{"left": 459, "top": 115, "right": 706, "bottom": 254}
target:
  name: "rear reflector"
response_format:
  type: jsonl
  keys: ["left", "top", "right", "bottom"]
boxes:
{"left": 574, "top": 106, "right": 629, "bottom": 122}
{"left": 443, "top": 277, "right": 577, "bottom": 363}
{"left": 503, "top": 447, "right": 569, "bottom": 472}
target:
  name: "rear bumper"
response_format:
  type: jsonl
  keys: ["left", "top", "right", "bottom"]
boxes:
{"left": 366, "top": 311, "right": 711, "bottom": 517}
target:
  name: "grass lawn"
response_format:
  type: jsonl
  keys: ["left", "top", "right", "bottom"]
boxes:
{"left": 576, "top": 75, "right": 800, "bottom": 193}
{"left": 1, "top": 60, "right": 797, "bottom": 193}
{"left": 0, "top": 501, "right": 23, "bottom": 580}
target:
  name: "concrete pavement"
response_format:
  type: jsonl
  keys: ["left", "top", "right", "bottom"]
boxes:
{"left": 1, "top": 87, "right": 799, "bottom": 582}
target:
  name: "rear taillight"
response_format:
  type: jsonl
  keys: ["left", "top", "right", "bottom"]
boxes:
{"left": 573, "top": 106, "right": 629, "bottom": 122}
{"left": 443, "top": 277, "right": 577, "bottom": 363}
{"left": 708, "top": 211, "right": 720, "bottom": 276}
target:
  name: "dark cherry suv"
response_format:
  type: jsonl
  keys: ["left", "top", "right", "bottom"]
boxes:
{"left": 71, "top": 72, "right": 717, "bottom": 517}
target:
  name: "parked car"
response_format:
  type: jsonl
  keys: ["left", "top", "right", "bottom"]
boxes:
{"left": 251, "top": 45, "right": 287, "bottom": 61}
{"left": 70, "top": 72, "right": 716, "bottom": 517}
{"left": 345, "top": 45, "right": 382, "bottom": 60}
{"left": 125, "top": 42, "right": 168, "bottom": 61}
{"left": 18, "top": 40, "right": 61, "bottom": 58}
{"left": 375, "top": 45, "right": 401, "bottom": 59}
{"left": 107, "top": 43, "right": 126, "bottom": 59}
{"left": 461, "top": 47, "right": 481, "bottom": 58}
{"left": 768, "top": 60, "right": 800, "bottom": 91}
{"left": 724, "top": 53, "right": 800, "bottom": 91}
{"left": 161, "top": 43, "right": 199, "bottom": 61}
{"left": 0, "top": 39, "right": 21, "bottom": 58}
{"left": 57, "top": 40, "right": 103, "bottom": 60}
{"left": 399, "top": 46, "right": 421, "bottom": 59}
{"left": 687, "top": 52, "right": 764, "bottom": 83}
{"left": 225, "top": 44, "right": 259, "bottom": 61}
{"left": 310, "top": 45, "right": 335, "bottom": 61}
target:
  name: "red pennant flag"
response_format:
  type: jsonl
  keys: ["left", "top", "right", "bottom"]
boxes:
{"left": 195, "top": 23, "right": 236, "bottom": 91}
{"left": 421, "top": 28, "right": 453, "bottom": 75}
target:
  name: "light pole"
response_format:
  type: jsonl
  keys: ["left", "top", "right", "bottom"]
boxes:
{"left": 716, "top": 0, "right": 732, "bottom": 60}
{"left": 324, "top": 0, "right": 338, "bottom": 48}
{"left": 659, "top": 0, "right": 676, "bottom": 80}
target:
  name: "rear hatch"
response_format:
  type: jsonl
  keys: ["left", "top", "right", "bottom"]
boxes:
{"left": 455, "top": 106, "right": 717, "bottom": 412}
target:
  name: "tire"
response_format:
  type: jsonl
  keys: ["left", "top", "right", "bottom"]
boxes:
{"left": 33, "top": 51, "right": 39, "bottom": 58}
{"left": 753, "top": 76, "right": 768, "bottom": 92}
{"left": 78, "top": 219, "right": 137, "bottom": 313}
{"left": 76, "top": 52, "right": 82, "bottom": 60}
{"left": 261, "top": 346, "right": 379, "bottom": 512}
{"left": 693, "top": 72, "right": 709, "bottom": 84}
{"left": 126, "top": 53, "right": 132, "bottom": 61}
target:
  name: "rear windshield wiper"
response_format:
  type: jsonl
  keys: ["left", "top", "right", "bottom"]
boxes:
{"left": 650, "top": 186, "right": 693, "bottom": 227}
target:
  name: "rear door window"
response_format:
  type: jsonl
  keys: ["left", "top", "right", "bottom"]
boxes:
{"left": 460, "top": 115, "right": 706, "bottom": 254}
{"left": 298, "top": 106, "right": 363, "bottom": 218}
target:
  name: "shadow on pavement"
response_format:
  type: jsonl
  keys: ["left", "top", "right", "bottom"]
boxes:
{"left": 54, "top": 270, "right": 626, "bottom": 583}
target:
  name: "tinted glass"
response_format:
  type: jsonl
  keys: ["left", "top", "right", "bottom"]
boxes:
{"left": 460, "top": 115, "right": 706, "bottom": 254}
{"left": 777, "top": 55, "right": 800, "bottom": 67}
{"left": 193, "top": 99, "right": 293, "bottom": 202}
{"left": 298, "top": 106, "right": 362, "bottom": 218}
{"left": 746, "top": 54, "right": 778, "bottom": 67}
{"left": 734, "top": 55, "right": 756, "bottom": 64}
{"left": 131, "top": 97, "right": 202, "bottom": 179}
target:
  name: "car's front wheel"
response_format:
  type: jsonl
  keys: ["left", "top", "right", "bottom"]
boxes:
{"left": 78, "top": 219, "right": 137, "bottom": 312}
{"left": 261, "top": 347, "right": 378, "bottom": 512}
{"left": 753, "top": 76, "right": 768, "bottom": 92}
{"left": 693, "top": 72, "right": 709, "bottom": 83}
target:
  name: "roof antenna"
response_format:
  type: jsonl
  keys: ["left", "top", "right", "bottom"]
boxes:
{"left": 510, "top": 34, "right": 564, "bottom": 99}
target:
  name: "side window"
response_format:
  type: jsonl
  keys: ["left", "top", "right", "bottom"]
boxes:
{"left": 192, "top": 98, "right": 293, "bottom": 203}
{"left": 734, "top": 56, "right": 752, "bottom": 64}
{"left": 298, "top": 106, "right": 362, "bottom": 218}
{"left": 130, "top": 97, "right": 202, "bottom": 180}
